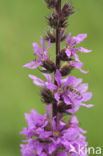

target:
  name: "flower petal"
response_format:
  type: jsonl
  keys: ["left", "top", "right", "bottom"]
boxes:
{"left": 72, "top": 34, "right": 87, "bottom": 45}
{"left": 61, "top": 77, "right": 68, "bottom": 83}
{"left": 28, "top": 74, "right": 45, "bottom": 87}
{"left": 32, "top": 42, "right": 42, "bottom": 56}
{"left": 64, "top": 76, "right": 76, "bottom": 88}
{"left": 43, "top": 73, "right": 52, "bottom": 83}
{"left": 70, "top": 115, "right": 79, "bottom": 124}
{"left": 25, "top": 109, "right": 42, "bottom": 128}
{"left": 56, "top": 152, "right": 67, "bottom": 156}
{"left": 82, "top": 92, "right": 92, "bottom": 102}
{"left": 66, "top": 32, "right": 72, "bottom": 47}
{"left": 71, "top": 62, "right": 88, "bottom": 74}
{"left": 47, "top": 39, "right": 51, "bottom": 51}
{"left": 65, "top": 48, "right": 72, "bottom": 58}
{"left": 55, "top": 70, "right": 62, "bottom": 87}
{"left": 54, "top": 92, "right": 60, "bottom": 102}
{"left": 72, "top": 52, "right": 80, "bottom": 62}
{"left": 78, "top": 47, "right": 92, "bottom": 53}
{"left": 63, "top": 95, "right": 72, "bottom": 105}
{"left": 46, "top": 83, "right": 57, "bottom": 90}
{"left": 46, "top": 104, "right": 51, "bottom": 115}
{"left": 23, "top": 60, "right": 41, "bottom": 69}
{"left": 40, "top": 37, "right": 45, "bottom": 52}
{"left": 81, "top": 103, "right": 94, "bottom": 108}
{"left": 52, "top": 117, "right": 56, "bottom": 131}
{"left": 79, "top": 128, "right": 87, "bottom": 134}
{"left": 78, "top": 83, "right": 88, "bottom": 93}
{"left": 41, "top": 152, "right": 48, "bottom": 156}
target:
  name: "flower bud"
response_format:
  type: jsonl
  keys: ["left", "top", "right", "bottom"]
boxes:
{"left": 42, "top": 58, "right": 56, "bottom": 73}
{"left": 62, "top": 3, "right": 74, "bottom": 18}
{"left": 47, "top": 12, "right": 59, "bottom": 29}
{"left": 60, "top": 63, "right": 74, "bottom": 76}
{"left": 60, "top": 29, "right": 67, "bottom": 42}
{"left": 58, "top": 3, "right": 74, "bottom": 28}
{"left": 45, "top": 30, "right": 56, "bottom": 43}
{"left": 45, "top": 29, "right": 66, "bottom": 43}
{"left": 57, "top": 101, "right": 72, "bottom": 113}
{"left": 41, "top": 88, "right": 54, "bottom": 104}
{"left": 44, "top": 0, "right": 57, "bottom": 9}
{"left": 60, "top": 49, "right": 72, "bottom": 61}
{"left": 59, "top": 16, "right": 67, "bottom": 28}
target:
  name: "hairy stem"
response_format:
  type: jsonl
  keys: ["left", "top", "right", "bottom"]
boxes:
{"left": 53, "top": 0, "right": 61, "bottom": 118}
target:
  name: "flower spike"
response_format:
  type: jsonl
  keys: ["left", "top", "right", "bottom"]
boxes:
{"left": 21, "top": 0, "right": 93, "bottom": 155}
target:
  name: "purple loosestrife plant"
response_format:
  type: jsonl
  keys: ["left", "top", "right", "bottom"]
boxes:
{"left": 20, "top": 0, "right": 93, "bottom": 156}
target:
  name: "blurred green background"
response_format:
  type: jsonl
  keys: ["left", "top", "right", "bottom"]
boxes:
{"left": 0, "top": 0, "right": 103, "bottom": 155}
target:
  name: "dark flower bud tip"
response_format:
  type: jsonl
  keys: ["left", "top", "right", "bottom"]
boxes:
{"left": 45, "top": 29, "right": 66, "bottom": 43}
{"left": 45, "top": 30, "right": 56, "bottom": 43}
{"left": 57, "top": 101, "right": 72, "bottom": 113}
{"left": 44, "top": 0, "right": 57, "bottom": 9}
{"left": 60, "top": 63, "right": 74, "bottom": 76}
{"left": 47, "top": 12, "right": 59, "bottom": 29}
{"left": 41, "top": 88, "right": 54, "bottom": 104}
{"left": 47, "top": 3, "right": 74, "bottom": 29}
{"left": 58, "top": 3, "right": 74, "bottom": 28}
{"left": 42, "top": 58, "right": 56, "bottom": 73}
{"left": 62, "top": 2, "right": 74, "bottom": 18}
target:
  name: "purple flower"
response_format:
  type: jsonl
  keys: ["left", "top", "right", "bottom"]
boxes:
{"left": 21, "top": 0, "right": 93, "bottom": 155}
{"left": 20, "top": 110, "right": 88, "bottom": 156}
{"left": 54, "top": 70, "right": 77, "bottom": 105}
{"left": 53, "top": 70, "right": 93, "bottom": 111}
{"left": 65, "top": 33, "right": 92, "bottom": 62}
{"left": 69, "top": 61, "right": 88, "bottom": 74}
{"left": 20, "top": 105, "right": 52, "bottom": 139}
{"left": 28, "top": 73, "right": 56, "bottom": 90}
{"left": 28, "top": 70, "right": 93, "bottom": 112}
{"left": 20, "top": 140, "right": 36, "bottom": 156}
{"left": 23, "top": 37, "right": 51, "bottom": 69}
{"left": 20, "top": 109, "right": 57, "bottom": 155}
